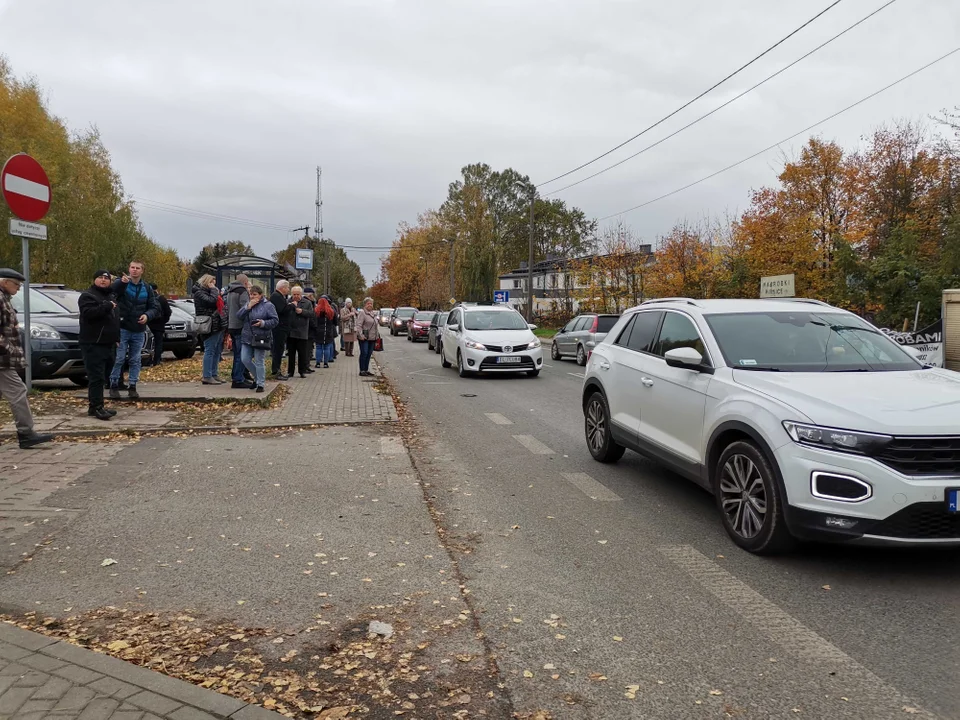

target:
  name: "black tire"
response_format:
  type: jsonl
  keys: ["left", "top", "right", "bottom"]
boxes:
{"left": 173, "top": 347, "right": 196, "bottom": 360}
{"left": 407, "top": 333, "right": 412, "bottom": 342}
{"left": 457, "top": 351, "right": 472, "bottom": 378}
{"left": 69, "top": 376, "right": 89, "bottom": 387}
{"left": 527, "top": 369, "right": 540, "bottom": 377}
{"left": 715, "top": 441, "right": 795, "bottom": 555}
{"left": 428, "top": 337, "right": 434, "bottom": 350}
{"left": 576, "top": 345, "right": 587, "bottom": 366}
{"left": 584, "top": 392, "right": 625, "bottom": 463}
{"left": 551, "top": 342, "right": 562, "bottom": 361}
{"left": 441, "top": 345, "right": 452, "bottom": 368}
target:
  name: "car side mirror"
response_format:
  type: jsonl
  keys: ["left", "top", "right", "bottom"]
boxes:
{"left": 664, "top": 347, "right": 705, "bottom": 371}
{"left": 447, "top": 323, "right": 459, "bottom": 332}
{"left": 528, "top": 324, "right": 537, "bottom": 330}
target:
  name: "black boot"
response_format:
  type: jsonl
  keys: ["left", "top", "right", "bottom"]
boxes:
{"left": 18, "top": 431, "right": 54, "bottom": 449}
{"left": 109, "top": 384, "right": 122, "bottom": 400}
{"left": 87, "top": 406, "right": 113, "bottom": 421}
{"left": 104, "top": 406, "right": 117, "bottom": 416}
{"left": 128, "top": 384, "right": 140, "bottom": 400}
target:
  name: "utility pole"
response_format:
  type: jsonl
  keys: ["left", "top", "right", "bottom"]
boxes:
{"left": 448, "top": 238, "right": 455, "bottom": 305}
{"left": 315, "top": 166, "right": 331, "bottom": 295}
{"left": 527, "top": 189, "right": 535, "bottom": 322}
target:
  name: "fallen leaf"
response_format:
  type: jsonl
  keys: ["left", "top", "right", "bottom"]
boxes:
{"left": 709, "top": 689, "right": 723, "bottom": 696}
{"left": 903, "top": 709, "right": 921, "bottom": 715}
{"left": 106, "top": 640, "right": 130, "bottom": 651}
{"left": 588, "top": 672, "right": 608, "bottom": 682}
{"left": 612, "top": 636, "right": 623, "bottom": 642}
{"left": 523, "top": 670, "right": 534, "bottom": 678}
{"left": 822, "top": 585, "right": 831, "bottom": 591}
{"left": 598, "top": 540, "right": 607, "bottom": 545}
{"left": 100, "top": 558, "right": 118, "bottom": 567}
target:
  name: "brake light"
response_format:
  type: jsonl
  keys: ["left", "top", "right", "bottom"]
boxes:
{"left": 590, "top": 316, "right": 598, "bottom": 333}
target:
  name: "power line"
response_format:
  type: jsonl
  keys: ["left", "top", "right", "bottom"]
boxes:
{"left": 537, "top": 0, "right": 844, "bottom": 187}
{"left": 546, "top": 0, "right": 898, "bottom": 197}
{"left": 132, "top": 196, "right": 295, "bottom": 231}
{"left": 599, "top": 46, "right": 960, "bottom": 222}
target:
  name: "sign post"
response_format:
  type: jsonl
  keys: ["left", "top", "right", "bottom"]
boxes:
{"left": 2, "top": 153, "right": 53, "bottom": 389}
{"left": 759, "top": 273, "right": 795, "bottom": 298}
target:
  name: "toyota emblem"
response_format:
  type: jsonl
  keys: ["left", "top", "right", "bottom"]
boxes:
{"left": 503, "top": 345, "right": 513, "bottom": 354}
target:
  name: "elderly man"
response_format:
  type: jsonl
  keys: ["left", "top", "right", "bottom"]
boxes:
{"left": 268, "top": 280, "right": 294, "bottom": 380}
{"left": 0, "top": 269, "right": 54, "bottom": 449}
{"left": 225, "top": 273, "right": 253, "bottom": 388}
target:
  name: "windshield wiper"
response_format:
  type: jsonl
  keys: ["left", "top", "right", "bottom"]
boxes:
{"left": 734, "top": 366, "right": 783, "bottom": 371}
{"left": 829, "top": 324, "right": 879, "bottom": 335}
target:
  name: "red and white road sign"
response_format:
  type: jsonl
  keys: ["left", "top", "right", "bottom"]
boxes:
{"left": 1, "top": 154, "right": 51, "bottom": 222}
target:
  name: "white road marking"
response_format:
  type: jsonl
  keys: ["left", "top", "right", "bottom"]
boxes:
{"left": 408, "top": 367, "right": 438, "bottom": 376}
{"left": 660, "top": 545, "right": 937, "bottom": 718}
{"left": 567, "top": 372, "right": 585, "bottom": 379}
{"left": 512, "top": 435, "right": 555, "bottom": 455}
{"left": 379, "top": 437, "right": 405, "bottom": 455}
{"left": 3, "top": 173, "right": 50, "bottom": 201}
{"left": 485, "top": 413, "right": 513, "bottom": 426}
{"left": 561, "top": 472, "right": 621, "bottom": 501}
{"left": 423, "top": 382, "right": 452, "bottom": 385}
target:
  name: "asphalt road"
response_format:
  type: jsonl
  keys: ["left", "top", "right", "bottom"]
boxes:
{"left": 381, "top": 332, "right": 960, "bottom": 720}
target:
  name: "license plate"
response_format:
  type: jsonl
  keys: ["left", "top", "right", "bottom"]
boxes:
{"left": 167, "top": 332, "right": 188, "bottom": 338}
{"left": 948, "top": 489, "right": 959, "bottom": 513}
{"left": 497, "top": 356, "right": 523, "bottom": 364}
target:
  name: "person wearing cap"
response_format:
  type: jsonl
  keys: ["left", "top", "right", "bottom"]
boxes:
{"left": 78, "top": 270, "right": 121, "bottom": 421}
{"left": 109, "top": 260, "right": 160, "bottom": 400}
{"left": 0, "top": 269, "right": 54, "bottom": 448}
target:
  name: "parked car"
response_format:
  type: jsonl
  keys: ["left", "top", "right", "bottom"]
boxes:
{"left": 169, "top": 298, "right": 195, "bottom": 316}
{"left": 440, "top": 304, "right": 543, "bottom": 377}
{"left": 582, "top": 297, "right": 960, "bottom": 554}
{"left": 389, "top": 307, "right": 418, "bottom": 336}
{"left": 407, "top": 311, "right": 436, "bottom": 342}
{"left": 378, "top": 308, "right": 394, "bottom": 327}
{"left": 30, "top": 287, "right": 155, "bottom": 369}
{"left": 164, "top": 306, "right": 198, "bottom": 359}
{"left": 552, "top": 313, "right": 620, "bottom": 366}
{"left": 429, "top": 312, "right": 449, "bottom": 352}
{"left": 10, "top": 287, "right": 87, "bottom": 385}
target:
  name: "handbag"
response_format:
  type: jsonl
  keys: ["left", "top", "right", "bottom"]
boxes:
{"left": 195, "top": 314, "right": 213, "bottom": 335}
{"left": 250, "top": 335, "right": 271, "bottom": 350}
{"left": 374, "top": 337, "right": 384, "bottom": 352}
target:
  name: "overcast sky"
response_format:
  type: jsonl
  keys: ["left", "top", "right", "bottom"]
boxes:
{"left": 2, "top": 0, "right": 958, "bottom": 285}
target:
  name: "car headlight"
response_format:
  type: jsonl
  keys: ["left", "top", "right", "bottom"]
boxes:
{"left": 528, "top": 338, "right": 541, "bottom": 349}
{"left": 464, "top": 339, "right": 486, "bottom": 350}
{"left": 782, "top": 421, "right": 891, "bottom": 455}
{"left": 394, "top": 319, "right": 402, "bottom": 325}
{"left": 30, "top": 323, "right": 62, "bottom": 340}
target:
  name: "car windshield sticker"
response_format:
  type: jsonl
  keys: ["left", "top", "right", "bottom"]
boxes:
{"left": 739, "top": 359, "right": 758, "bottom": 366}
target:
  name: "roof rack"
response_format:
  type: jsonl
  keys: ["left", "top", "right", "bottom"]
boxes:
{"left": 640, "top": 297, "right": 701, "bottom": 307}
{"left": 764, "top": 298, "right": 832, "bottom": 307}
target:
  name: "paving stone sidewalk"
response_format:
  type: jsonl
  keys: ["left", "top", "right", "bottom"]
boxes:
{"left": 0, "top": 623, "right": 282, "bottom": 720}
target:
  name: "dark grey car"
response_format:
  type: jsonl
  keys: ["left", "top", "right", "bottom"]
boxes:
{"left": 551, "top": 313, "right": 620, "bottom": 366}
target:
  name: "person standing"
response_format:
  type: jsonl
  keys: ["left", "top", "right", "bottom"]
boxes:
{"left": 340, "top": 298, "right": 358, "bottom": 357}
{"left": 237, "top": 285, "right": 279, "bottom": 393}
{"left": 313, "top": 297, "right": 338, "bottom": 368}
{"left": 146, "top": 284, "right": 172, "bottom": 367}
{"left": 286, "top": 286, "right": 313, "bottom": 378}
{"left": 0, "top": 269, "right": 54, "bottom": 448}
{"left": 226, "top": 274, "right": 252, "bottom": 388}
{"left": 355, "top": 297, "right": 380, "bottom": 377}
{"left": 269, "top": 280, "right": 294, "bottom": 380}
{"left": 303, "top": 288, "right": 317, "bottom": 373}
{"left": 329, "top": 297, "right": 340, "bottom": 360}
{"left": 193, "top": 274, "right": 227, "bottom": 384}
{"left": 78, "top": 270, "right": 121, "bottom": 420}
{"left": 109, "top": 260, "right": 160, "bottom": 400}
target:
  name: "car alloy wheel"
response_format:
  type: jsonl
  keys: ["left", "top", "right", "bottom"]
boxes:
{"left": 551, "top": 342, "right": 561, "bottom": 360}
{"left": 715, "top": 441, "right": 794, "bottom": 554}
{"left": 584, "top": 392, "right": 624, "bottom": 463}
{"left": 576, "top": 345, "right": 587, "bottom": 366}
{"left": 457, "top": 351, "right": 471, "bottom": 378}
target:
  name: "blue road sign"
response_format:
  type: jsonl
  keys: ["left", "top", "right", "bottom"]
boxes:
{"left": 494, "top": 290, "right": 509, "bottom": 303}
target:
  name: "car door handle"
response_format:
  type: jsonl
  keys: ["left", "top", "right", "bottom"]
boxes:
{"left": 640, "top": 377, "right": 654, "bottom": 387}
{"left": 598, "top": 361, "right": 610, "bottom": 371}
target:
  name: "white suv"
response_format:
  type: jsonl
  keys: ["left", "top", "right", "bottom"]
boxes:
{"left": 582, "top": 297, "right": 960, "bottom": 554}
{"left": 441, "top": 304, "right": 544, "bottom": 377}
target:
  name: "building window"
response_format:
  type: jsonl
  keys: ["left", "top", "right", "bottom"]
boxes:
{"left": 513, "top": 279, "right": 521, "bottom": 289}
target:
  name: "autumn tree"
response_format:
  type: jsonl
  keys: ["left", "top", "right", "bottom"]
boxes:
{"left": 647, "top": 221, "right": 720, "bottom": 299}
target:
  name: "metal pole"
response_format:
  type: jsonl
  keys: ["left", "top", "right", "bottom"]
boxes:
{"left": 324, "top": 240, "right": 330, "bottom": 295}
{"left": 21, "top": 237, "right": 31, "bottom": 388}
{"left": 913, "top": 301, "right": 921, "bottom": 331}
{"left": 449, "top": 239, "right": 455, "bottom": 304}
{"left": 527, "top": 191, "right": 535, "bottom": 322}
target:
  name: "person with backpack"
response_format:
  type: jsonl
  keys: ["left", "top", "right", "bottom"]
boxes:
{"left": 109, "top": 260, "right": 160, "bottom": 400}
{"left": 146, "top": 283, "right": 172, "bottom": 367}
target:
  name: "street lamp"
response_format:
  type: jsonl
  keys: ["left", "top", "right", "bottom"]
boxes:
{"left": 514, "top": 181, "right": 536, "bottom": 322}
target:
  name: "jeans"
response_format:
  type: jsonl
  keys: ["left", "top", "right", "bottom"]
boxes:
{"left": 316, "top": 341, "right": 335, "bottom": 364}
{"left": 80, "top": 343, "right": 115, "bottom": 409}
{"left": 229, "top": 329, "right": 246, "bottom": 382}
{"left": 202, "top": 331, "right": 224, "bottom": 379}
{"left": 241, "top": 343, "right": 267, "bottom": 387}
{"left": 358, "top": 340, "right": 374, "bottom": 372}
{"left": 110, "top": 329, "right": 145, "bottom": 386}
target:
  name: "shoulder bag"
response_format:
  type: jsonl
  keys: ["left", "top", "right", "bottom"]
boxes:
{"left": 195, "top": 314, "right": 214, "bottom": 335}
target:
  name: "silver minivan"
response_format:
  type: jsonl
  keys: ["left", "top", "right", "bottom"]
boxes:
{"left": 552, "top": 313, "right": 620, "bottom": 366}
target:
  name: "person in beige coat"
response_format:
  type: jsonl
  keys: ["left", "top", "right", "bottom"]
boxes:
{"left": 340, "top": 298, "right": 358, "bottom": 356}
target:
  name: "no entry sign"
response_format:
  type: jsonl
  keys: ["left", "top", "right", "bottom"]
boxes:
{"left": 1, "top": 154, "right": 51, "bottom": 222}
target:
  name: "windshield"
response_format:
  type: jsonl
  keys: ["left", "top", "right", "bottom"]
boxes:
{"left": 705, "top": 312, "right": 920, "bottom": 372}
{"left": 464, "top": 310, "right": 528, "bottom": 331}
{"left": 597, "top": 316, "right": 619, "bottom": 333}
{"left": 438, "top": 312, "right": 449, "bottom": 325}
{"left": 9, "top": 288, "right": 71, "bottom": 314}
{"left": 414, "top": 311, "right": 435, "bottom": 322}
{"left": 380, "top": 308, "right": 393, "bottom": 316}
{"left": 41, "top": 290, "right": 80, "bottom": 313}
{"left": 395, "top": 308, "right": 416, "bottom": 319}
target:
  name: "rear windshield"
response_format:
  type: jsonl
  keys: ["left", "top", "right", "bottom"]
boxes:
{"left": 414, "top": 312, "right": 435, "bottom": 321}
{"left": 597, "top": 316, "right": 619, "bottom": 333}
{"left": 705, "top": 312, "right": 919, "bottom": 372}
{"left": 396, "top": 308, "right": 416, "bottom": 318}
{"left": 380, "top": 308, "right": 393, "bottom": 315}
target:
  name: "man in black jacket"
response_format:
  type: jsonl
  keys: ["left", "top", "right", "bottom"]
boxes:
{"left": 79, "top": 270, "right": 121, "bottom": 420}
{"left": 269, "top": 280, "right": 294, "bottom": 380}
{"left": 109, "top": 260, "right": 160, "bottom": 400}
{"left": 145, "top": 283, "right": 172, "bottom": 367}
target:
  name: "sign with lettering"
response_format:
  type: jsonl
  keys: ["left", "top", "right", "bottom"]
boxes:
{"left": 760, "top": 274, "right": 795, "bottom": 298}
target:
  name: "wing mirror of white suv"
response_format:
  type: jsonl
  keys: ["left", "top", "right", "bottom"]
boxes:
{"left": 447, "top": 323, "right": 460, "bottom": 332}
{"left": 664, "top": 347, "right": 707, "bottom": 372}
{"left": 528, "top": 323, "right": 537, "bottom": 330}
